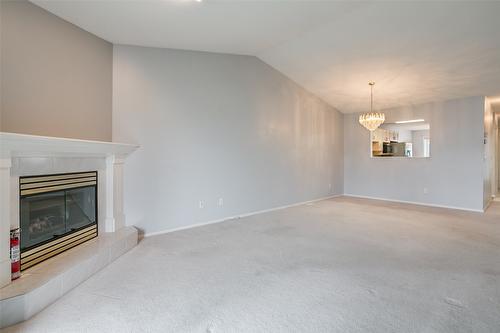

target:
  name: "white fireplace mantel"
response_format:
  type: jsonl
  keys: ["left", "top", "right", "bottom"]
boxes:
{"left": 0, "top": 132, "right": 138, "bottom": 158}
{"left": 0, "top": 132, "right": 139, "bottom": 289}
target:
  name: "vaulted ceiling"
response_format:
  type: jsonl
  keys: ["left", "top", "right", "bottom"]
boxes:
{"left": 31, "top": 0, "right": 500, "bottom": 113}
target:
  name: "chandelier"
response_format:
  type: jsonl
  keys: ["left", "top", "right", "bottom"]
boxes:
{"left": 359, "top": 82, "right": 385, "bottom": 131}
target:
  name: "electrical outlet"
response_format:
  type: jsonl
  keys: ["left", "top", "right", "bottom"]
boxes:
{"left": 218, "top": 198, "right": 224, "bottom": 207}
{"left": 329, "top": 183, "right": 332, "bottom": 191}
{"left": 199, "top": 200, "right": 205, "bottom": 209}
{"left": 423, "top": 187, "right": 429, "bottom": 194}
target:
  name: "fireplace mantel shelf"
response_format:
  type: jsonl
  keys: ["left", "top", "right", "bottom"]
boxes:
{"left": 0, "top": 132, "right": 139, "bottom": 158}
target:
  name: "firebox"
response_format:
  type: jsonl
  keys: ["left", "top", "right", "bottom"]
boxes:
{"left": 19, "top": 171, "right": 98, "bottom": 271}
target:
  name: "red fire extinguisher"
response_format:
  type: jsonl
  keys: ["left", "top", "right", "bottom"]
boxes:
{"left": 10, "top": 229, "right": 21, "bottom": 280}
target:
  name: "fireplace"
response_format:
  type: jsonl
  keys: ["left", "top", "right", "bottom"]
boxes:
{"left": 19, "top": 171, "right": 98, "bottom": 270}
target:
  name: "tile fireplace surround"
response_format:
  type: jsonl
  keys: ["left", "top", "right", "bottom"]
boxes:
{"left": 0, "top": 132, "right": 139, "bottom": 328}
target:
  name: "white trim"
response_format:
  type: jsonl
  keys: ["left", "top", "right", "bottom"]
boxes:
{"left": 144, "top": 194, "right": 342, "bottom": 238}
{"left": 143, "top": 193, "right": 488, "bottom": 238}
{"left": 0, "top": 159, "right": 12, "bottom": 169}
{"left": 0, "top": 158, "right": 11, "bottom": 288}
{"left": 343, "top": 194, "right": 485, "bottom": 213}
{"left": 0, "top": 131, "right": 138, "bottom": 158}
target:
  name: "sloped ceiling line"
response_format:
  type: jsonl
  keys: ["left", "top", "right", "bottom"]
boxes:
{"left": 30, "top": 0, "right": 500, "bottom": 113}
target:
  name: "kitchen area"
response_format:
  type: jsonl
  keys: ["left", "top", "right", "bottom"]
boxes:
{"left": 371, "top": 120, "right": 430, "bottom": 158}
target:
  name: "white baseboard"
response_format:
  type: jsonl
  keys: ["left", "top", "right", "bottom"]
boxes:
{"left": 143, "top": 193, "right": 486, "bottom": 238}
{"left": 144, "top": 194, "right": 342, "bottom": 238}
{"left": 343, "top": 194, "right": 484, "bottom": 213}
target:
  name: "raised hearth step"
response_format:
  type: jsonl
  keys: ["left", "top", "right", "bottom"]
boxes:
{"left": 0, "top": 226, "right": 138, "bottom": 329}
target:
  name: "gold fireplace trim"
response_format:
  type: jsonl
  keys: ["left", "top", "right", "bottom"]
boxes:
{"left": 22, "top": 224, "right": 96, "bottom": 258}
{"left": 21, "top": 177, "right": 97, "bottom": 190}
{"left": 21, "top": 181, "right": 97, "bottom": 196}
{"left": 20, "top": 224, "right": 97, "bottom": 271}
{"left": 19, "top": 171, "right": 98, "bottom": 271}
{"left": 20, "top": 172, "right": 97, "bottom": 184}
{"left": 20, "top": 172, "right": 97, "bottom": 196}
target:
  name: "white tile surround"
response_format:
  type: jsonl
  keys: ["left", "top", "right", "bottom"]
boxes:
{"left": 0, "top": 132, "right": 138, "bottom": 328}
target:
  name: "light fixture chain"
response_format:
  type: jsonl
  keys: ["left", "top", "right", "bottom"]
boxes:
{"left": 371, "top": 84, "right": 373, "bottom": 113}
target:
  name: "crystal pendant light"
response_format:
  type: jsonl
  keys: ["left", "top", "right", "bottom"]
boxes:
{"left": 359, "top": 82, "right": 385, "bottom": 131}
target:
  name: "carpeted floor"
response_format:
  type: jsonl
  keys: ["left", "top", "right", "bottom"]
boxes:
{"left": 4, "top": 197, "right": 500, "bottom": 332}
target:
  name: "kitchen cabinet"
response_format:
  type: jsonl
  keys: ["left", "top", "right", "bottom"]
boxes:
{"left": 372, "top": 128, "right": 398, "bottom": 143}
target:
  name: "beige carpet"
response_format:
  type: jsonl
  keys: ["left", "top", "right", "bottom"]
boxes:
{"left": 5, "top": 197, "right": 500, "bottom": 332}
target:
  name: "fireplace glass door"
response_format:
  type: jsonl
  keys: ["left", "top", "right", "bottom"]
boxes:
{"left": 20, "top": 191, "right": 67, "bottom": 249}
{"left": 19, "top": 171, "right": 98, "bottom": 253}
{"left": 66, "top": 186, "right": 96, "bottom": 231}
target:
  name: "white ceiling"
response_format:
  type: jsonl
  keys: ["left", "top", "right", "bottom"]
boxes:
{"left": 31, "top": 0, "right": 500, "bottom": 114}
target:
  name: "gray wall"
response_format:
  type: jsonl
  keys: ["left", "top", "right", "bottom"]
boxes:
{"left": 0, "top": 0, "right": 112, "bottom": 141}
{"left": 113, "top": 45, "right": 344, "bottom": 235}
{"left": 344, "top": 96, "right": 485, "bottom": 211}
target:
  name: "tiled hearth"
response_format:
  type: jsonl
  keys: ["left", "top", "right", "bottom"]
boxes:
{"left": 0, "top": 227, "right": 137, "bottom": 328}
{"left": 0, "top": 132, "right": 139, "bottom": 328}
